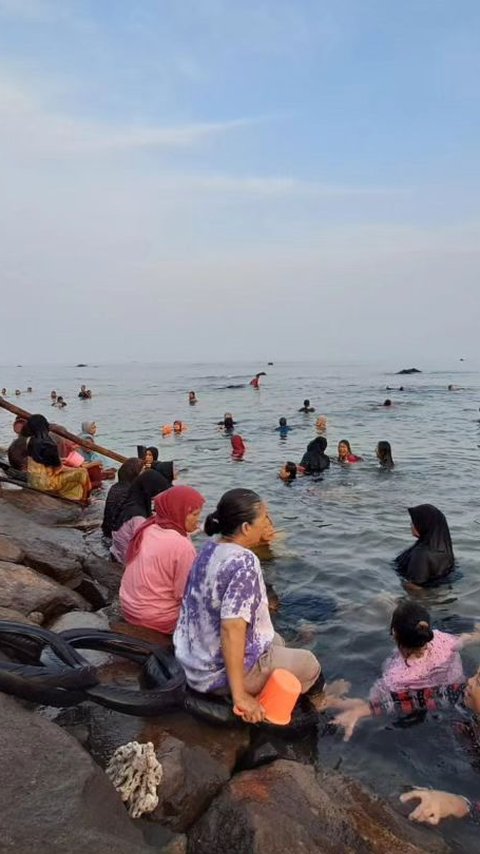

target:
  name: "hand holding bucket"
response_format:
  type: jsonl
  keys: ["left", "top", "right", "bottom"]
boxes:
{"left": 234, "top": 668, "right": 301, "bottom": 726}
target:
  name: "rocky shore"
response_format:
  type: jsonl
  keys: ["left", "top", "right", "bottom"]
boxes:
{"left": 0, "top": 485, "right": 450, "bottom": 853}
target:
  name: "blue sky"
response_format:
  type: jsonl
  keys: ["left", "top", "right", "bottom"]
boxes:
{"left": 0, "top": 0, "right": 479, "bottom": 364}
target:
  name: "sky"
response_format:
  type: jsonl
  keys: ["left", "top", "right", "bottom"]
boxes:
{"left": 0, "top": 0, "right": 479, "bottom": 365}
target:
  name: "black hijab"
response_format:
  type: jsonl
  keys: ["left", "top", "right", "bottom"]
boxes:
{"left": 395, "top": 504, "right": 454, "bottom": 585}
{"left": 300, "top": 436, "right": 330, "bottom": 475}
{"left": 25, "top": 414, "right": 61, "bottom": 467}
{"left": 113, "top": 469, "right": 170, "bottom": 530}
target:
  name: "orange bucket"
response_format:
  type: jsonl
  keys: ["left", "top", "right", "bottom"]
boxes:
{"left": 258, "top": 668, "right": 301, "bottom": 725}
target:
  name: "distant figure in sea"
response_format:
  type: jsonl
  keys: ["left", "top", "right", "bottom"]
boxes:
{"left": 173, "top": 420, "right": 187, "bottom": 434}
{"left": 250, "top": 372, "right": 266, "bottom": 389}
{"left": 188, "top": 391, "right": 197, "bottom": 405}
{"left": 279, "top": 461, "right": 297, "bottom": 482}
{"left": 15, "top": 389, "right": 21, "bottom": 396}
{"left": 316, "top": 416, "right": 327, "bottom": 433}
{"left": 383, "top": 399, "right": 392, "bottom": 407}
{"left": 376, "top": 440, "right": 394, "bottom": 469}
{"left": 26, "top": 387, "right": 32, "bottom": 393}
{"left": 52, "top": 395, "right": 67, "bottom": 408}
{"left": 218, "top": 412, "right": 236, "bottom": 432}
{"left": 1, "top": 388, "right": 6, "bottom": 396}
{"left": 142, "top": 447, "right": 176, "bottom": 484}
{"left": 395, "top": 504, "right": 454, "bottom": 586}
{"left": 298, "top": 399, "right": 315, "bottom": 413}
{"left": 230, "top": 434, "right": 246, "bottom": 460}
{"left": 337, "top": 440, "right": 363, "bottom": 464}
{"left": 299, "top": 436, "right": 330, "bottom": 475}
{"left": 78, "top": 385, "right": 89, "bottom": 400}
{"left": 102, "top": 458, "right": 144, "bottom": 539}
{"left": 50, "top": 390, "right": 57, "bottom": 402}
{"left": 275, "top": 417, "right": 292, "bottom": 438}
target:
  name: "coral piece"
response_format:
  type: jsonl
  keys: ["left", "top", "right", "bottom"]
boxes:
{"left": 106, "top": 741, "right": 163, "bottom": 818}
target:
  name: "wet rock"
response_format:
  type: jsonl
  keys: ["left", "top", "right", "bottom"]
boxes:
{"left": 43, "top": 610, "right": 113, "bottom": 667}
{"left": 0, "top": 693, "right": 151, "bottom": 854}
{"left": 188, "top": 760, "right": 449, "bottom": 854}
{"left": 0, "top": 562, "right": 90, "bottom": 622}
{"left": 82, "top": 554, "right": 123, "bottom": 599}
{"left": 397, "top": 367, "right": 422, "bottom": 374}
{"left": 0, "top": 487, "right": 84, "bottom": 525}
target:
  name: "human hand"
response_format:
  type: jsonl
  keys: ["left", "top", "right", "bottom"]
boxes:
{"left": 233, "top": 693, "right": 266, "bottom": 724}
{"left": 400, "top": 789, "right": 470, "bottom": 825}
{"left": 332, "top": 699, "right": 371, "bottom": 741}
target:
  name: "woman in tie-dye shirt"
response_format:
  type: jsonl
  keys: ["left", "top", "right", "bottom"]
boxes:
{"left": 174, "top": 488, "right": 322, "bottom": 724}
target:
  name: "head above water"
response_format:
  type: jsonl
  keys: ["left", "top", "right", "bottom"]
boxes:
{"left": 173, "top": 420, "right": 183, "bottom": 433}
{"left": 279, "top": 417, "right": 287, "bottom": 427}
{"left": 338, "top": 439, "right": 352, "bottom": 459}
{"left": 223, "top": 416, "right": 234, "bottom": 431}
{"left": 279, "top": 461, "right": 297, "bottom": 482}
{"left": 189, "top": 391, "right": 196, "bottom": 400}
{"left": 390, "top": 600, "right": 434, "bottom": 652}
{"left": 303, "top": 399, "right": 310, "bottom": 408}
{"left": 383, "top": 399, "right": 392, "bottom": 407}
{"left": 408, "top": 504, "right": 451, "bottom": 544}
{"left": 144, "top": 446, "right": 159, "bottom": 465}
{"left": 204, "top": 488, "right": 267, "bottom": 547}
{"left": 117, "top": 457, "right": 144, "bottom": 485}
{"left": 316, "top": 416, "right": 327, "bottom": 431}
{"left": 377, "top": 440, "right": 394, "bottom": 467}
{"left": 50, "top": 390, "right": 57, "bottom": 399}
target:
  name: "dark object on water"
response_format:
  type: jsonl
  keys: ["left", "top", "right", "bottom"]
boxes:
{"left": 397, "top": 368, "right": 422, "bottom": 375}
{"left": 76, "top": 363, "right": 87, "bottom": 367}
{"left": 268, "top": 362, "right": 274, "bottom": 365}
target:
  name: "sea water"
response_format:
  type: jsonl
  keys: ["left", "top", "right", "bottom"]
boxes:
{"left": 1, "top": 360, "right": 479, "bottom": 849}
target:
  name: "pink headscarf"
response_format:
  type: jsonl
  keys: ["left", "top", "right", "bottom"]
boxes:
{"left": 126, "top": 485, "right": 204, "bottom": 563}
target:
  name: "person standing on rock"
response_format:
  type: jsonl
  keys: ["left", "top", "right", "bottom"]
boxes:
{"left": 174, "top": 488, "right": 324, "bottom": 724}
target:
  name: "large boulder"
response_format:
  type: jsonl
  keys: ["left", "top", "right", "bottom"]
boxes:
{"left": 0, "top": 562, "right": 90, "bottom": 623}
{"left": 188, "top": 760, "right": 449, "bottom": 854}
{"left": 0, "top": 498, "right": 86, "bottom": 585}
{"left": 0, "top": 693, "right": 151, "bottom": 853}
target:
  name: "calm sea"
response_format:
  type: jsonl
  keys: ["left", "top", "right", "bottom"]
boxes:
{"left": 1, "top": 360, "right": 479, "bottom": 849}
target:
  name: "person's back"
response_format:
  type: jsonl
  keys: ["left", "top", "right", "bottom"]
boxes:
{"left": 120, "top": 525, "right": 196, "bottom": 634}
{"left": 102, "top": 482, "right": 130, "bottom": 538}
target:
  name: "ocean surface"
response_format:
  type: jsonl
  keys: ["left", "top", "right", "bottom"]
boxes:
{"left": 1, "top": 360, "right": 479, "bottom": 850}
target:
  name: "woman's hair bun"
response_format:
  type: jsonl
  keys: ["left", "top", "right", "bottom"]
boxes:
{"left": 204, "top": 512, "right": 221, "bottom": 537}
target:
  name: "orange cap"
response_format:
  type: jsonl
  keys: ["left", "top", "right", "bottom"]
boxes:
{"left": 258, "top": 668, "right": 301, "bottom": 725}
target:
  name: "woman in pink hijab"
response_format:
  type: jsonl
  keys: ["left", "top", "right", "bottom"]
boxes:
{"left": 120, "top": 485, "right": 205, "bottom": 634}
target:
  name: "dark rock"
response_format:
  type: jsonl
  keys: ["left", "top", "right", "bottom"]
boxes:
{"left": 0, "top": 561, "right": 90, "bottom": 622}
{"left": 397, "top": 368, "right": 422, "bottom": 374}
{"left": 0, "top": 534, "right": 24, "bottom": 563}
{"left": 0, "top": 497, "right": 86, "bottom": 585}
{"left": 82, "top": 554, "right": 123, "bottom": 599}
{"left": 0, "top": 693, "right": 151, "bottom": 853}
{"left": 147, "top": 734, "right": 230, "bottom": 831}
{"left": 188, "top": 760, "right": 449, "bottom": 854}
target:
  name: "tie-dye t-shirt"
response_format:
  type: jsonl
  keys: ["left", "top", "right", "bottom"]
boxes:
{"left": 173, "top": 541, "right": 274, "bottom": 692}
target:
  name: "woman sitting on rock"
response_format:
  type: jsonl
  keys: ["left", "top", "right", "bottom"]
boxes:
{"left": 110, "top": 469, "right": 171, "bottom": 564}
{"left": 174, "top": 488, "right": 324, "bottom": 723}
{"left": 102, "top": 458, "right": 144, "bottom": 539}
{"left": 120, "top": 485, "right": 205, "bottom": 635}
{"left": 25, "top": 414, "right": 90, "bottom": 502}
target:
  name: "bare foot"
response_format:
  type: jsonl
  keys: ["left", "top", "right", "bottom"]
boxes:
{"left": 311, "top": 679, "right": 351, "bottom": 711}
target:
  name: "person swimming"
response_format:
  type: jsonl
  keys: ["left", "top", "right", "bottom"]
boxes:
{"left": 50, "top": 390, "right": 57, "bottom": 402}
{"left": 395, "top": 504, "right": 454, "bottom": 586}
{"left": 188, "top": 391, "right": 197, "bottom": 405}
{"left": 299, "top": 436, "right": 330, "bottom": 475}
{"left": 249, "top": 372, "right": 265, "bottom": 389}
{"left": 231, "top": 434, "right": 246, "bottom": 460}
{"left": 316, "top": 416, "right": 327, "bottom": 433}
{"left": 218, "top": 412, "right": 236, "bottom": 432}
{"left": 298, "top": 399, "right": 315, "bottom": 413}
{"left": 173, "top": 420, "right": 187, "bottom": 434}
{"left": 376, "top": 440, "right": 394, "bottom": 469}
{"left": 337, "top": 440, "right": 363, "bottom": 463}
{"left": 383, "top": 399, "right": 392, "bottom": 407}
{"left": 279, "top": 461, "right": 297, "bottom": 482}
{"left": 275, "top": 417, "right": 292, "bottom": 437}
{"left": 78, "top": 385, "right": 89, "bottom": 400}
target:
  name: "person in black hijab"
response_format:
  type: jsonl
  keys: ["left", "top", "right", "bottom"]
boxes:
{"left": 143, "top": 446, "right": 175, "bottom": 484}
{"left": 24, "top": 414, "right": 61, "bottom": 468}
{"left": 299, "top": 436, "right": 330, "bottom": 475}
{"left": 102, "top": 457, "right": 144, "bottom": 538}
{"left": 113, "top": 469, "right": 170, "bottom": 531}
{"left": 395, "top": 504, "right": 454, "bottom": 585}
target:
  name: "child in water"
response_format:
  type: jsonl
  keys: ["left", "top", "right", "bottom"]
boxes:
{"left": 337, "top": 440, "right": 362, "bottom": 463}
{"left": 279, "top": 462, "right": 297, "bottom": 482}
{"left": 275, "top": 417, "right": 292, "bottom": 437}
{"left": 376, "top": 441, "right": 394, "bottom": 469}
{"left": 298, "top": 399, "right": 315, "bottom": 413}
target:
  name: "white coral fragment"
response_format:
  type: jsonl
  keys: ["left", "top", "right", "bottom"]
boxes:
{"left": 106, "top": 740, "right": 163, "bottom": 818}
